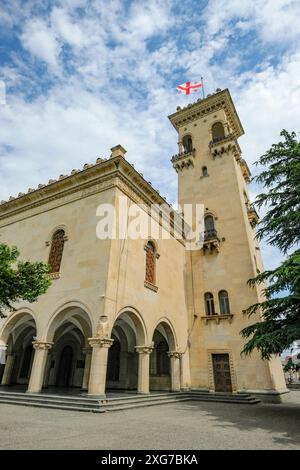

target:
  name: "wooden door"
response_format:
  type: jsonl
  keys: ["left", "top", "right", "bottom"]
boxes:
{"left": 212, "top": 354, "right": 232, "bottom": 392}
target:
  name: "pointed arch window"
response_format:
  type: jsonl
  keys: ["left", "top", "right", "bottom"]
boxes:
{"left": 48, "top": 229, "right": 65, "bottom": 274}
{"left": 204, "top": 292, "right": 215, "bottom": 316}
{"left": 212, "top": 122, "right": 225, "bottom": 142}
{"left": 204, "top": 215, "right": 217, "bottom": 240}
{"left": 145, "top": 241, "right": 157, "bottom": 285}
{"left": 182, "top": 135, "right": 193, "bottom": 153}
{"left": 218, "top": 290, "right": 231, "bottom": 315}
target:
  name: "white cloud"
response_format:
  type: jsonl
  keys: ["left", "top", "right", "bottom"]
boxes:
{"left": 20, "top": 18, "right": 61, "bottom": 72}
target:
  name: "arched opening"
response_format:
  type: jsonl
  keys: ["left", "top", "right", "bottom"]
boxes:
{"left": 204, "top": 214, "right": 217, "bottom": 240}
{"left": 218, "top": 290, "right": 231, "bottom": 315}
{"left": 45, "top": 306, "right": 93, "bottom": 391}
{"left": 182, "top": 134, "right": 193, "bottom": 153}
{"left": 106, "top": 310, "right": 146, "bottom": 392}
{"left": 107, "top": 338, "right": 121, "bottom": 382}
{"left": 48, "top": 229, "right": 65, "bottom": 274}
{"left": 56, "top": 345, "right": 73, "bottom": 387}
{"left": 212, "top": 122, "right": 225, "bottom": 142}
{"left": 202, "top": 166, "right": 208, "bottom": 177}
{"left": 0, "top": 312, "right": 37, "bottom": 389}
{"left": 204, "top": 292, "right": 215, "bottom": 316}
{"left": 150, "top": 321, "right": 176, "bottom": 391}
{"left": 145, "top": 241, "right": 157, "bottom": 285}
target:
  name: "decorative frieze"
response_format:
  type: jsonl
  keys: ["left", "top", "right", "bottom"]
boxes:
{"left": 32, "top": 341, "right": 53, "bottom": 350}
{"left": 240, "top": 159, "right": 251, "bottom": 183}
{"left": 88, "top": 337, "right": 114, "bottom": 349}
{"left": 167, "top": 351, "right": 183, "bottom": 359}
{"left": 135, "top": 346, "right": 153, "bottom": 355}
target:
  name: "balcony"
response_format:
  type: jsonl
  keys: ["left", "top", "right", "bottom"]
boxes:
{"left": 171, "top": 149, "right": 195, "bottom": 172}
{"left": 209, "top": 134, "right": 241, "bottom": 162}
{"left": 209, "top": 133, "right": 235, "bottom": 148}
{"left": 247, "top": 204, "right": 259, "bottom": 228}
{"left": 203, "top": 229, "right": 220, "bottom": 253}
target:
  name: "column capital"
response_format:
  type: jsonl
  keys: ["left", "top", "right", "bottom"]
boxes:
{"left": 88, "top": 337, "right": 114, "bottom": 349}
{"left": 167, "top": 350, "right": 183, "bottom": 359}
{"left": 135, "top": 346, "right": 153, "bottom": 355}
{"left": 32, "top": 341, "right": 53, "bottom": 351}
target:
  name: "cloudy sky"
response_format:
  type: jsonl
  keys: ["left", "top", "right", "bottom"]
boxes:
{"left": 0, "top": 0, "right": 299, "bottom": 269}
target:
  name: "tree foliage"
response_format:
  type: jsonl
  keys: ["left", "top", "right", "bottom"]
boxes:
{"left": 0, "top": 243, "right": 51, "bottom": 318}
{"left": 241, "top": 130, "right": 300, "bottom": 359}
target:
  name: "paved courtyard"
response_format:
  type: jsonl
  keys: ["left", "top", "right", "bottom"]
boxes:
{"left": 0, "top": 392, "right": 300, "bottom": 450}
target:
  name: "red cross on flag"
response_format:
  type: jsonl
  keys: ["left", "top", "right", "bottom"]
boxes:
{"left": 176, "top": 81, "right": 202, "bottom": 95}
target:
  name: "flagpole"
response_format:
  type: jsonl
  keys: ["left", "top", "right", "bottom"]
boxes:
{"left": 201, "top": 77, "right": 205, "bottom": 99}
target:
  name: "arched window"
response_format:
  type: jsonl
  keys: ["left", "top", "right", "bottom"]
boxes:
{"left": 212, "top": 122, "right": 225, "bottom": 142}
{"left": 182, "top": 135, "right": 193, "bottom": 153}
{"left": 204, "top": 292, "right": 215, "bottom": 316}
{"left": 218, "top": 290, "right": 230, "bottom": 315}
{"left": 202, "top": 166, "right": 208, "bottom": 177}
{"left": 156, "top": 340, "right": 170, "bottom": 375}
{"left": 145, "top": 241, "right": 156, "bottom": 285}
{"left": 48, "top": 229, "right": 65, "bottom": 273}
{"left": 204, "top": 215, "right": 216, "bottom": 240}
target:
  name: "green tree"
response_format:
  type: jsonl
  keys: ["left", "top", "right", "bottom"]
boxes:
{"left": 241, "top": 130, "right": 300, "bottom": 359}
{"left": 0, "top": 243, "right": 51, "bottom": 318}
{"left": 283, "top": 358, "right": 295, "bottom": 373}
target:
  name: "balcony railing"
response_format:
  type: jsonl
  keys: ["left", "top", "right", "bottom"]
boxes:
{"left": 209, "top": 133, "right": 234, "bottom": 147}
{"left": 204, "top": 228, "right": 218, "bottom": 241}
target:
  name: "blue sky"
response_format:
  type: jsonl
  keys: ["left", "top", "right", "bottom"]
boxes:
{"left": 0, "top": 0, "right": 300, "bottom": 270}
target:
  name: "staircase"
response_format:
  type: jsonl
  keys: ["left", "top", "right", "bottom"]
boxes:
{"left": 0, "top": 390, "right": 260, "bottom": 413}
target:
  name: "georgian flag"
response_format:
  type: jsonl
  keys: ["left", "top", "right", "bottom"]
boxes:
{"left": 176, "top": 81, "right": 202, "bottom": 95}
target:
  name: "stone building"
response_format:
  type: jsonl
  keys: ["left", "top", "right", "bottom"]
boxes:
{"left": 0, "top": 89, "right": 287, "bottom": 402}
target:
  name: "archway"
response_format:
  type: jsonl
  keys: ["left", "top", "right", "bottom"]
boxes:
{"left": 56, "top": 345, "right": 74, "bottom": 387}
{"left": 45, "top": 306, "right": 93, "bottom": 391}
{"left": 106, "top": 310, "right": 146, "bottom": 392}
{"left": 150, "top": 321, "right": 176, "bottom": 391}
{"left": 0, "top": 312, "right": 37, "bottom": 388}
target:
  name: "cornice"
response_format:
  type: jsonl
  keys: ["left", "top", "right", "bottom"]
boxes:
{"left": 0, "top": 154, "right": 186, "bottom": 244}
{"left": 168, "top": 88, "right": 244, "bottom": 139}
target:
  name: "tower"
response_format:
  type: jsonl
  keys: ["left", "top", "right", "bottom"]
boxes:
{"left": 169, "top": 89, "right": 287, "bottom": 401}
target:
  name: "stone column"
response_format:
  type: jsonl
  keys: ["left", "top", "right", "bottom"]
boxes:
{"left": 180, "top": 349, "right": 191, "bottom": 390}
{"left": 1, "top": 352, "right": 15, "bottom": 385}
{"left": 135, "top": 346, "right": 153, "bottom": 394}
{"left": 27, "top": 341, "right": 53, "bottom": 393}
{"left": 178, "top": 141, "right": 183, "bottom": 154}
{"left": 82, "top": 347, "right": 92, "bottom": 391}
{"left": 168, "top": 351, "right": 182, "bottom": 392}
{"left": 43, "top": 352, "right": 53, "bottom": 388}
{"left": 88, "top": 337, "right": 113, "bottom": 397}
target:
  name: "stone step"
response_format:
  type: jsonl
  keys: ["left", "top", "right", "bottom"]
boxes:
{"left": 0, "top": 391, "right": 100, "bottom": 407}
{"left": 104, "top": 395, "right": 189, "bottom": 408}
{"left": 106, "top": 391, "right": 183, "bottom": 402}
{"left": 0, "top": 397, "right": 103, "bottom": 412}
{"left": 0, "top": 390, "right": 260, "bottom": 412}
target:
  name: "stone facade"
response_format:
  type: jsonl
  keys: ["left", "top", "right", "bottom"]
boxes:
{"left": 0, "top": 89, "right": 287, "bottom": 401}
